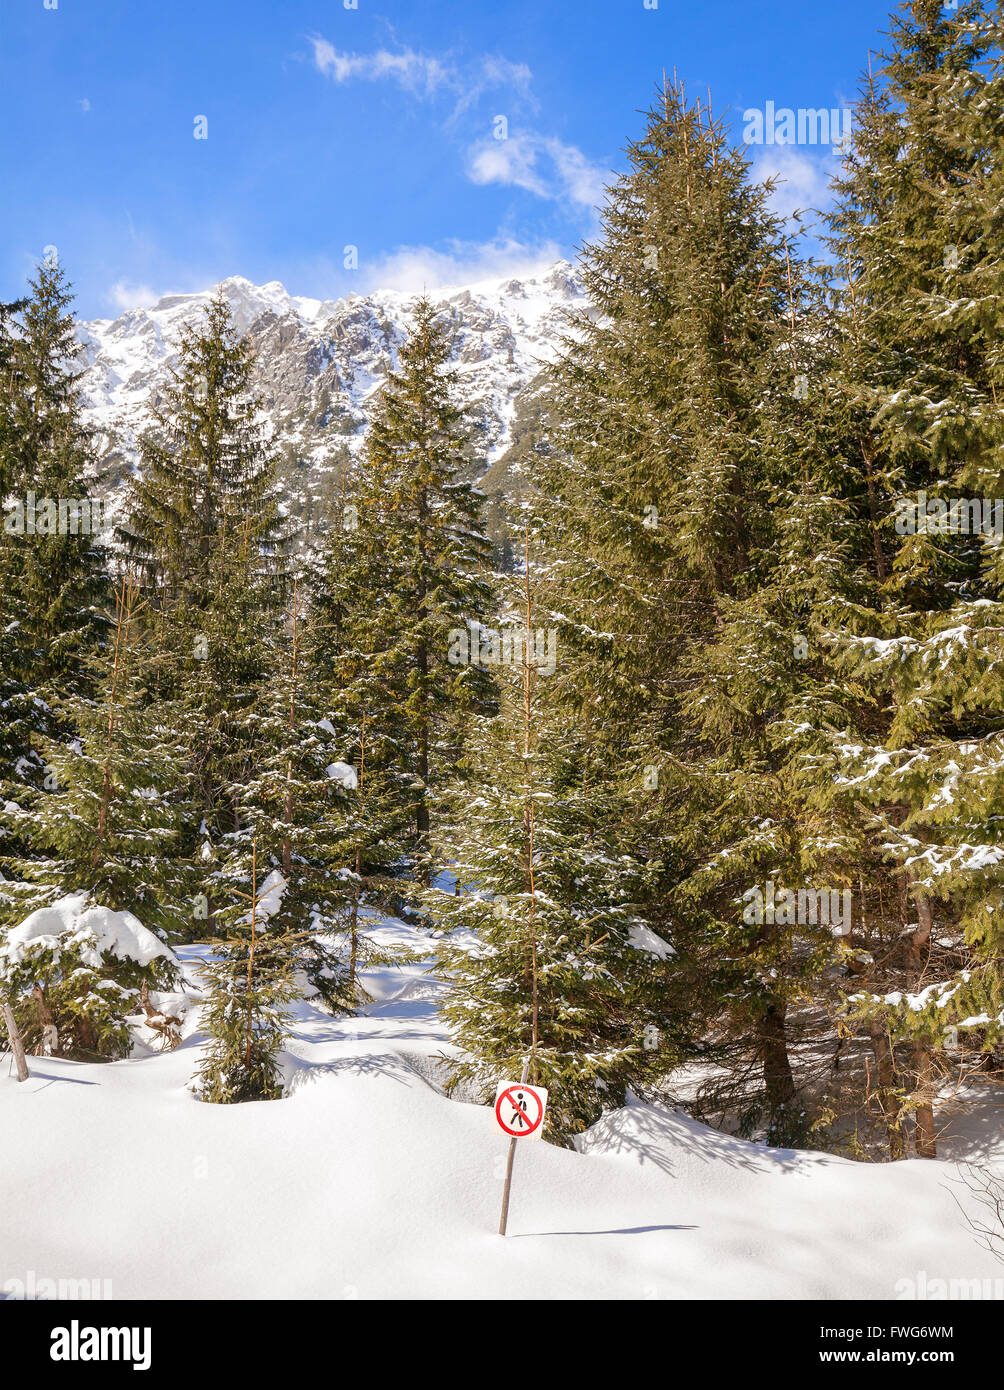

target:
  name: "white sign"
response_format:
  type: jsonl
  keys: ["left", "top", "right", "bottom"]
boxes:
{"left": 494, "top": 1080, "right": 547, "bottom": 1140}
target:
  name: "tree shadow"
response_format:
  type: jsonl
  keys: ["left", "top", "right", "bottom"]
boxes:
{"left": 578, "top": 1098, "right": 820, "bottom": 1177}
{"left": 283, "top": 1049, "right": 421, "bottom": 1093}
{"left": 513, "top": 1223, "right": 699, "bottom": 1237}
{"left": 7, "top": 1070, "right": 99, "bottom": 1088}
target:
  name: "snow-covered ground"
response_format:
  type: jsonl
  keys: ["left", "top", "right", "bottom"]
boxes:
{"left": 2, "top": 917, "right": 1001, "bottom": 1300}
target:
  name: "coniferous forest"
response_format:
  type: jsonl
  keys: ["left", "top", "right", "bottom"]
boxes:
{"left": 2, "top": 0, "right": 1004, "bottom": 1317}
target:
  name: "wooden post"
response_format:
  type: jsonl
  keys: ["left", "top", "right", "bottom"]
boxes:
{"left": 498, "top": 1059, "right": 530, "bottom": 1237}
{"left": 3, "top": 1001, "right": 29, "bottom": 1082}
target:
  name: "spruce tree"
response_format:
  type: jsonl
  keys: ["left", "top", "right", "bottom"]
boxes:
{"left": 305, "top": 460, "right": 421, "bottom": 942}
{"left": 338, "top": 297, "right": 496, "bottom": 884}
{"left": 0, "top": 260, "right": 109, "bottom": 776}
{"left": 0, "top": 260, "right": 110, "bottom": 924}
{"left": 209, "top": 579, "right": 360, "bottom": 1012}
{"left": 196, "top": 839, "right": 299, "bottom": 1103}
{"left": 806, "top": 0, "right": 1003, "bottom": 1156}
{"left": 0, "top": 256, "right": 109, "bottom": 693}
{"left": 432, "top": 526, "right": 679, "bottom": 1144}
{"left": 123, "top": 293, "right": 286, "bottom": 926}
{"left": 539, "top": 80, "right": 836, "bottom": 1142}
{"left": 1, "top": 575, "right": 190, "bottom": 935}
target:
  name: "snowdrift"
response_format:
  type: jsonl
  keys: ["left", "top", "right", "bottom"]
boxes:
{"left": 1, "top": 923, "right": 1001, "bottom": 1300}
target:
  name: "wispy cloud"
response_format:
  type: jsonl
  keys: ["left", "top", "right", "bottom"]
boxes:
{"left": 467, "top": 132, "right": 609, "bottom": 210}
{"left": 308, "top": 38, "right": 451, "bottom": 96}
{"left": 307, "top": 38, "right": 603, "bottom": 216}
{"left": 308, "top": 37, "right": 536, "bottom": 117}
{"left": 358, "top": 235, "right": 565, "bottom": 293}
{"left": 108, "top": 280, "right": 160, "bottom": 312}
{"left": 450, "top": 55, "right": 536, "bottom": 120}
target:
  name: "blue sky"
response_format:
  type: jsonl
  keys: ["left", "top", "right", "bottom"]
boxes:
{"left": 2, "top": 0, "right": 896, "bottom": 319}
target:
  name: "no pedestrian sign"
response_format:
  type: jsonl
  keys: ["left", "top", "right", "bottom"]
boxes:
{"left": 494, "top": 1080, "right": 547, "bottom": 1140}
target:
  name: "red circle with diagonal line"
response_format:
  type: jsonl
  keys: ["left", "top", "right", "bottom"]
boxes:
{"left": 495, "top": 1084, "right": 544, "bottom": 1138}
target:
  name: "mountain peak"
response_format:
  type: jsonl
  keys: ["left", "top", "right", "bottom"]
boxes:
{"left": 78, "top": 259, "right": 584, "bottom": 531}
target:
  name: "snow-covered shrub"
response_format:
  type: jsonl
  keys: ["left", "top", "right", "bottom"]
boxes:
{"left": 0, "top": 893, "right": 180, "bottom": 1061}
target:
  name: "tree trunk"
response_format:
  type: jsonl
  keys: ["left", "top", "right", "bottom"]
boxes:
{"left": 758, "top": 998, "right": 796, "bottom": 1127}
{"left": 912, "top": 1039, "right": 937, "bottom": 1158}
{"left": 869, "top": 1018, "right": 904, "bottom": 1160}
{"left": 907, "top": 888, "right": 937, "bottom": 1158}
{"left": 2, "top": 1002, "right": 29, "bottom": 1081}
{"left": 30, "top": 983, "right": 58, "bottom": 1057}
{"left": 416, "top": 725, "right": 430, "bottom": 886}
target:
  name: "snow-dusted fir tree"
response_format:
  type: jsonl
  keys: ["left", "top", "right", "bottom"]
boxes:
{"left": 431, "top": 525, "right": 677, "bottom": 1144}
{"left": 539, "top": 79, "right": 840, "bottom": 1143}
{"left": 334, "top": 297, "right": 497, "bottom": 883}
{"left": 0, "top": 257, "right": 109, "bottom": 693}
{"left": 208, "top": 579, "right": 360, "bottom": 1012}
{"left": 196, "top": 839, "right": 300, "bottom": 1103}
{"left": 0, "top": 894, "right": 180, "bottom": 1061}
{"left": 305, "top": 466, "right": 424, "bottom": 951}
{"left": 0, "top": 261, "right": 110, "bottom": 878}
{"left": 122, "top": 292, "right": 286, "bottom": 926}
{"left": 804, "top": 0, "right": 1004, "bottom": 1156}
{"left": 1, "top": 575, "right": 190, "bottom": 935}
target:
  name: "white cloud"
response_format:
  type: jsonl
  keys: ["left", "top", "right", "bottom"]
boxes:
{"left": 467, "top": 132, "right": 609, "bottom": 210}
{"left": 108, "top": 281, "right": 160, "bottom": 312}
{"left": 468, "top": 135, "right": 551, "bottom": 199}
{"left": 309, "top": 37, "right": 452, "bottom": 96}
{"left": 750, "top": 147, "right": 837, "bottom": 222}
{"left": 308, "top": 37, "right": 535, "bottom": 118}
{"left": 359, "top": 236, "right": 565, "bottom": 293}
{"left": 449, "top": 55, "right": 537, "bottom": 120}
{"left": 546, "top": 138, "right": 609, "bottom": 209}
{"left": 475, "top": 56, "right": 534, "bottom": 101}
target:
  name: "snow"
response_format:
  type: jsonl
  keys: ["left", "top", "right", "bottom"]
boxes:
{"left": 326, "top": 761, "right": 358, "bottom": 790}
{"left": 244, "top": 870, "right": 288, "bottom": 924}
{"left": 0, "top": 894, "right": 177, "bottom": 971}
{"left": 626, "top": 923, "right": 675, "bottom": 959}
{"left": 74, "top": 261, "right": 588, "bottom": 522}
{"left": 1, "top": 913, "right": 1001, "bottom": 1300}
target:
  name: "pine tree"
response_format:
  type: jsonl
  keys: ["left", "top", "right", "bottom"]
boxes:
{"left": 1, "top": 575, "right": 191, "bottom": 935}
{"left": 0, "top": 893, "right": 180, "bottom": 1061}
{"left": 431, "top": 526, "right": 679, "bottom": 1143}
{"left": 804, "top": 0, "right": 1004, "bottom": 1156}
{"left": 539, "top": 80, "right": 837, "bottom": 1142}
{"left": 196, "top": 839, "right": 299, "bottom": 1103}
{"left": 305, "top": 460, "right": 422, "bottom": 944}
{"left": 336, "top": 297, "right": 497, "bottom": 884}
{"left": 0, "top": 260, "right": 111, "bottom": 929}
{"left": 0, "top": 256, "right": 109, "bottom": 691}
{"left": 0, "top": 259, "right": 110, "bottom": 823}
{"left": 209, "top": 579, "right": 362, "bottom": 1012}
{"left": 123, "top": 293, "right": 286, "bottom": 921}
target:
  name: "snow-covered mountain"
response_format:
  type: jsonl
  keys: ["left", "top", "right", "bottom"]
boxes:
{"left": 75, "top": 262, "right": 585, "bottom": 537}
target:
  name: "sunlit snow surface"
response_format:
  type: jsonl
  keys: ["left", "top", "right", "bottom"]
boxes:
{"left": 1, "top": 912, "right": 1001, "bottom": 1300}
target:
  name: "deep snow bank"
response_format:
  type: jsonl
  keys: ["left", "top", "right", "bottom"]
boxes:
{"left": 1, "top": 923, "right": 1001, "bottom": 1300}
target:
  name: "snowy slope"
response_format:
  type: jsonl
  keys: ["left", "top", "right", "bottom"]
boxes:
{"left": 2, "top": 918, "right": 1001, "bottom": 1301}
{"left": 75, "top": 263, "right": 584, "bottom": 533}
